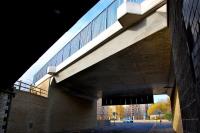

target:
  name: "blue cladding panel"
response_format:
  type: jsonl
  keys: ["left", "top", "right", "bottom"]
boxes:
{"left": 70, "top": 34, "right": 80, "bottom": 55}
{"left": 107, "top": 1, "right": 119, "bottom": 27}
{"left": 119, "top": 0, "right": 124, "bottom": 5}
{"left": 63, "top": 43, "right": 71, "bottom": 60}
{"left": 48, "top": 56, "right": 56, "bottom": 67}
{"left": 128, "top": 0, "right": 144, "bottom": 3}
{"left": 56, "top": 50, "right": 63, "bottom": 66}
{"left": 91, "top": 9, "right": 107, "bottom": 39}
{"left": 80, "top": 23, "right": 92, "bottom": 48}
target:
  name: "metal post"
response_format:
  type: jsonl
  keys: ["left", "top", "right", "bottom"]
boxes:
{"left": 18, "top": 80, "right": 22, "bottom": 90}
{"left": 30, "top": 84, "right": 33, "bottom": 93}
{"left": 40, "top": 89, "right": 42, "bottom": 96}
{"left": 131, "top": 105, "right": 133, "bottom": 121}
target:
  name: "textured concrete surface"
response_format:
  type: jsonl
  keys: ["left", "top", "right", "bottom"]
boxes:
{"left": 46, "top": 81, "right": 97, "bottom": 132}
{"left": 7, "top": 91, "right": 48, "bottom": 133}
{"left": 169, "top": 0, "right": 200, "bottom": 132}
{"left": 58, "top": 27, "right": 173, "bottom": 99}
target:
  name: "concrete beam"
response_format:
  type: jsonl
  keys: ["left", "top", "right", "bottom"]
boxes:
{"left": 56, "top": 9, "right": 167, "bottom": 83}
{"left": 35, "top": 3, "right": 167, "bottom": 86}
{"left": 117, "top": 0, "right": 166, "bottom": 27}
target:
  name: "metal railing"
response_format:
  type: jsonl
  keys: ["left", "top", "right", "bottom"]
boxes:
{"left": 33, "top": 0, "right": 145, "bottom": 83}
{"left": 14, "top": 81, "right": 48, "bottom": 97}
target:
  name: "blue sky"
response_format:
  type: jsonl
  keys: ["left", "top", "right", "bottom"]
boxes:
{"left": 154, "top": 94, "right": 169, "bottom": 103}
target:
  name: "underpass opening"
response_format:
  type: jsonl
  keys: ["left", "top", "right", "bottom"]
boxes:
{"left": 96, "top": 94, "right": 174, "bottom": 132}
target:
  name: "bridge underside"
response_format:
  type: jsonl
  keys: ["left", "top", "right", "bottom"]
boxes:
{"left": 58, "top": 27, "right": 174, "bottom": 100}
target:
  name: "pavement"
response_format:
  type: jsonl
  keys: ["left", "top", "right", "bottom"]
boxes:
{"left": 66, "top": 120, "right": 175, "bottom": 133}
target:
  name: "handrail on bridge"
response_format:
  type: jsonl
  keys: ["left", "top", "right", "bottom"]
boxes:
{"left": 14, "top": 81, "right": 48, "bottom": 97}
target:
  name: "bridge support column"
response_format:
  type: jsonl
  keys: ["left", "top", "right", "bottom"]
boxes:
{"left": 46, "top": 81, "right": 97, "bottom": 132}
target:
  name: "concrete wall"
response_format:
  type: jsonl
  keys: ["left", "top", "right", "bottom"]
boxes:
{"left": 7, "top": 91, "right": 48, "bottom": 133}
{"left": 7, "top": 81, "right": 97, "bottom": 133}
{"left": 46, "top": 81, "right": 97, "bottom": 132}
{"left": 169, "top": 0, "right": 200, "bottom": 132}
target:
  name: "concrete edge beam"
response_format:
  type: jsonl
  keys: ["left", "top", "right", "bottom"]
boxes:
{"left": 117, "top": 0, "right": 166, "bottom": 27}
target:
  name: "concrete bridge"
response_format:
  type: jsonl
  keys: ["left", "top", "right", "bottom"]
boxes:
{"left": 34, "top": 0, "right": 172, "bottom": 102}
{"left": 3, "top": 0, "right": 200, "bottom": 132}
{"left": 7, "top": 0, "right": 175, "bottom": 131}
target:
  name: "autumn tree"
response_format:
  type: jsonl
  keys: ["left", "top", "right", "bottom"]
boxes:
{"left": 116, "top": 105, "right": 125, "bottom": 119}
{"left": 108, "top": 105, "right": 125, "bottom": 120}
{"left": 147, "top": 98, "right": 171, "bottom": 116}
{"left": 108, "top": 106, "right": 114, "bottom": 120}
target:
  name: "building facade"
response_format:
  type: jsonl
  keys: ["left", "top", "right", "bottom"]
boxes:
{"left": 97, "top": 98, "right": 148, "bottom": 120}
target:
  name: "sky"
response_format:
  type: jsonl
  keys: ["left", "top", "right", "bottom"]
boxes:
{"left": 18, "top": 0, "right": 114, "bottom": 84}
{"left": 153, "top": 94, "right": 169, "bottom": 103}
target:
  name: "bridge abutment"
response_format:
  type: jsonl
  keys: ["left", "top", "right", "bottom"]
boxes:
{"left": 7, "top": 79, "right": 97, "bottom": 132}
{"left": 46, "top": 80, "right": 97, "bottom": 132}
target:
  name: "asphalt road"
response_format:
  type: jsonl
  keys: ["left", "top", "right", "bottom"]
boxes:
{"left": 66, "top": 121, "right": 174, "bottom": 133}
{"left": 96, "top": 122, "right": 173, "bottom": 133}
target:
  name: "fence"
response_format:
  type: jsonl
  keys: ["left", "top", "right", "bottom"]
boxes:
{"left": 14, "top": 81, "right": 48, "bottom": 97}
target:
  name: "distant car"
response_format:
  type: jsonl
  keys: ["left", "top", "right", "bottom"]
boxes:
{"left": 123, "top": 118, "right": 133, "bottom": 123}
